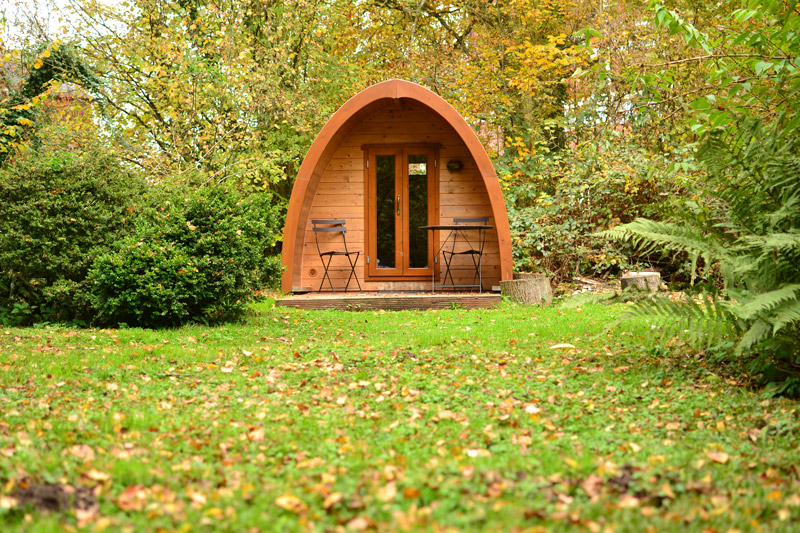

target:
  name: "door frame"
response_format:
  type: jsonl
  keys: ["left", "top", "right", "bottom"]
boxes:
{"left": 363, "top": 143, "right": 440, "bottom": 281}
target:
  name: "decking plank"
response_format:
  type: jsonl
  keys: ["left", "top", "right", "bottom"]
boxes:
{"left": 276, "top": 293, "right": 501, "bottom": 311}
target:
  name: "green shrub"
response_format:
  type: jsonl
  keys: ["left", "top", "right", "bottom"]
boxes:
{"left": 0, "top": 149, "right": 147, "bottom": 324}
{"left": 88, "top": 186, "right": 283, "bottom": 327}
{"left": 499, "top": 140, "right": 687, "bottom": 282}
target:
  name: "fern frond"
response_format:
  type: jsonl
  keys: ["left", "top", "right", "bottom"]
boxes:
{"left": 600, "top": 218, "right": 726, "bottom": 261}
{"left": 736, "top": 284, "right": 800, "bottom": 320}
{"left": 736, "top": 319, "right": 772, "bottom": 354}
{"left": 771, "top": 298, "right": 800, "bottom": 334}
{"left": 742, "top": 232, "right": 800, "bottom": 252}
{"left": 617, "top": 293, "right": 738, "bottom": 350}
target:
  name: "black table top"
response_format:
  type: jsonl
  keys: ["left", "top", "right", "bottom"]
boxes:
{"left": 419, "top": 225, "right": 494, "bottom": 230}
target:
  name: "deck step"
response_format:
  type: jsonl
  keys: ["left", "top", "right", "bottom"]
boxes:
{"left": 277, "top": 293, "right": 501, "bottom": 311}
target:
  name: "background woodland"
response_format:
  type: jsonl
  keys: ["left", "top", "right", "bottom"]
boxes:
{"left": 2, "top": 1, "right": 799, "bottom": 388}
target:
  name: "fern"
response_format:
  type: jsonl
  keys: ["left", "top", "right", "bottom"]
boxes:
{"left": 736, "top": 285, "right": 800, "bottom": 321}
{"left": 615, "top": 292, "right": 739, "bottom": 350}
{"left": 603, "top": 116, "right": 800, "bottom": 393}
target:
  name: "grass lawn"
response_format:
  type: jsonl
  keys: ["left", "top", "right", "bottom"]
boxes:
{"left": 1, "top": 299, "right": 799, "bottom": 532}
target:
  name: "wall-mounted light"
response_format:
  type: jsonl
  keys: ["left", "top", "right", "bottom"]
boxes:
{"left": 446, "top": 160, "right": 463, "bottom": 171}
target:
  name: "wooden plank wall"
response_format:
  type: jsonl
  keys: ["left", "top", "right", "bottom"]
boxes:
{"left": 300, "top": 101, "right": 500, "bottom": 292}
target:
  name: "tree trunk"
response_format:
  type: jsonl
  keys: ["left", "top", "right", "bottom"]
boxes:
{"left": 620, "top": 272, "right": 661, "bottom": 292}
{"left": 501, "top": 274, "right": 552, "bottom": 305}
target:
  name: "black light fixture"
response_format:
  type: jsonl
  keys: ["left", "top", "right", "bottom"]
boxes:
{"left": 446, "top": 159, "right": 463, "bottom": 171}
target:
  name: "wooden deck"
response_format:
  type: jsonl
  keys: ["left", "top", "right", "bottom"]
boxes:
{"left": 276, "top": 292, "right": 501, "bottom": 311}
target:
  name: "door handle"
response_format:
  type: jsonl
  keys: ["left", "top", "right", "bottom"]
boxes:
{"left": 397, "top": 195, "right": 400, "bottom": 216}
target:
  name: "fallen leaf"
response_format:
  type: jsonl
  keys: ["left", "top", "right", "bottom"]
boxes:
{"left": 617, "top": 494, "right": 640, "bottom": 508}
{"left": 0, "top": 495, "right": 18, "bottom": 509}
{"left": 767, "top": 490, "right": 783, "bottom": 502}
{"left": 376, "top": 482, "right": 397, "bottom": 502}
{"left": 403, "top": 487, "right": 421, "bottom": 499}
{"left": 581, "top": 474, "right": 603, "bottom": 499}
{"left": 706, "top": 450, "right": 730, "bottom": 464}
{"left": 69, "top": 445, "right": 95, "bottom": 462}
{"left": 275, "top": 494, "right": 307, "bottom": 514}
{"left": 85, "top": 469, "right": 111, "bottom": 482}
{"left": 323, "top": 492, "right": 342, "bottom": 509}
{"left": 116, "top": 485, "right": 147, "bottom": 511}
{"left": 525, "top": 404, "right": 541, "bottom": 414}
{"left": 346, "top": 516, "right": 370, "bottom": 531}
{"left": 248, "top": 427, "right": 266, "bottom": 442}
{"left": 466, "top": 448, "right": 491, "bottom": 458}
{"left": 550, "top": 343, "right": 575, "bottom": 350}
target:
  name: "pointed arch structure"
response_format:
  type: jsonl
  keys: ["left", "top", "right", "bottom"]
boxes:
{"left": 281, "top": 79, "right": 513, "bottom": 293}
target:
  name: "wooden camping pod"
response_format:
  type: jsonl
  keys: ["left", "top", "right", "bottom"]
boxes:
{"left": 281, "top": 80, "right": 513, "bottom": 293}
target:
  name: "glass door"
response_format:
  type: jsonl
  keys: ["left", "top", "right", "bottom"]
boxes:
{"left": 366, "top": 146, "right": 438, "bottom": 280}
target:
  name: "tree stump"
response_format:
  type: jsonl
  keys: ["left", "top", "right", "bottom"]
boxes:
{"left": 501, "top": 273, "right": 552, "bottom": 305}
{"left": 620, "top": 272, "right": 661, "bottom": 292}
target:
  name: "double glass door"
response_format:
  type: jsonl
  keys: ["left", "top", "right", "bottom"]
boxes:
{"left": 366, "top": 146, "right": 437, "bottom": 279}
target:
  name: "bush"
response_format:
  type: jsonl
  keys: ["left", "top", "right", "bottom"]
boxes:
{"left": 0, "top": 149, "right": 147, "bottom": 324}
{"left": 88, "top": 186, "right": 283, "bottom": 327}
{"left": 499, "top": 140, "right": 689, "bottom": 282}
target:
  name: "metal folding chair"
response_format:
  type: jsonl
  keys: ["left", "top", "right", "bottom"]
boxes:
{"left": 441, "top": 217, "right": 489, "bottom": 292}
{"left": 311, "top": 219, "right": 361, "bottom": 293}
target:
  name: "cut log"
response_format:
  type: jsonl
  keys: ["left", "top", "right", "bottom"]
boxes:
{"left": 501, "top": 274, "right": 552, "bottom": 306}
{"left": 620, "top": 272, "right": 661, "bottom": 292}
{"left": 513, "top": 272, "right": 534, "bottom": 280}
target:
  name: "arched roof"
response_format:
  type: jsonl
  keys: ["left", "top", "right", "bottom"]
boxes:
{"left": 281, "top": 79, "right": 513, "bottom": 293}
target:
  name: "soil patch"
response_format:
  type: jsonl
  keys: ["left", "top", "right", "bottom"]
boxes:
{"left": 11, "top": 482, "right": 97, "bottom": 513}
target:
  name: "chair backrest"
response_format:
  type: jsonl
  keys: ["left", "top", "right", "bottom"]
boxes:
{"left": 311, "top": 219, "right": 349, "bottom": 254}
{"left": 450, "top": 217, "right": 489, "bottom": 253}
{"left": 454, "top": 217, "right": 490, "bottom": 225}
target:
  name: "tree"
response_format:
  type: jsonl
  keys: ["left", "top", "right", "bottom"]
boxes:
{"left": 55, "top": 0, "right": 368, "bottom": 193}
{"left": 603, "top": 0, "right": 800, "bottom": 394}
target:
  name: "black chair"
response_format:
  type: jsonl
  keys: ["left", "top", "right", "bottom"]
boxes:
{"left": 441, "top": 217, "right": 489, "bottom": 292}
{"left": 312, "top": 219, "right": 361, "bottom": 293}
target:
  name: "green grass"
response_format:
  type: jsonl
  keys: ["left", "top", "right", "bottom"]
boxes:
{"left": 1, "top": 299, "right": 799, "bottom": 531}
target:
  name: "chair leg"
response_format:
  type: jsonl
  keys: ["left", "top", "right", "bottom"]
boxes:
{"left": 319, "top": 255, "right": 336, "bottom": 293}
{"left": 442, "top": 253, "right": 455, "bottom": 289}
{"left": 344, "top": 253, "right": 361, "bottom": 292}
{"left": 470, "top": 253, "right": 483, "bottom": 294}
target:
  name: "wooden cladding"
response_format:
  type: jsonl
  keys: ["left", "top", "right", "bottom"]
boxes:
{"left": 281, "top": 80, "right": 514, "bottom": 293}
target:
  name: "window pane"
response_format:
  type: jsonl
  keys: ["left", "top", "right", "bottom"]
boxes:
{"left": 408, "top": 154, "right": 428, "bottom": 269}
{"left": 375, "top": 155, "right": 396, "bottom": 269}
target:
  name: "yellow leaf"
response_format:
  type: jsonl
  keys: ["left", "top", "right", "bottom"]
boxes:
{"left": 549, "top": 343, "right": 575, "bottom": 350}
{"left": 0, "top": 495, "right": 18, "bottom": 509}
{"left": 86, "top": 468, "right": 111, "bottom": 481}
{"left": 705, "top": 450, "right": 730, "bottom": 464}
{"left": 376, "top": 482, "right": 397, "bottom": 502}
{"left": 617, "top": 494, "right": 640, "bottom": 508}
{"left": 767, "top": 490, "right": 784, "bottom": 502}
{"left": 323, "top": 492, "right": 342, "bottom": 509}
{"left": 275, "top": 494, "right": 307, "bottom": 514}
